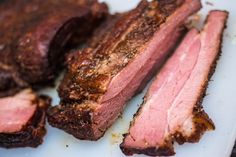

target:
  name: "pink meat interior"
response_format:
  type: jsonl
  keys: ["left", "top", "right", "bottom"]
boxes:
{"left": 93, "top": 0, "right": 202, "bottom": 136}
{"left": 124, "top": 10, "right": 228, "bottom": 148}
{"left": 0, "top": 90, "right": 37, "bottom": 133}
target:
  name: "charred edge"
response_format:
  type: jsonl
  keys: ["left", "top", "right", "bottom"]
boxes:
{"left": 175, "top": 11, "right": 229, "bottom": 144}
{"left": 0, "top": 99, "right": 48, "bottom": 148}
{"left": 59, "top": 0, "right": 181, "bottom": 102}
{"left": 47, "top": 104, "right": 101, "bottom": 141}
{"left": 174, "top": 107, "right": 215, "bottom": 145}
{"left": 58, "top": 0, "right": 152, "bottom": 101}
{"left": 120, "top": 139, "right": 175, "bottom": 156}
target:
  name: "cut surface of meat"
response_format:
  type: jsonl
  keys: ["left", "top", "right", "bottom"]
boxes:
{"left": 120, "top": 10, "right": 228, "bottom": 156}
{"left": 0, "top": 0, "right": 108, "bottom": 97}
{"left": 48, "top": 0, "right": 201, "bottom": 141}
{"left": 0, "top": 89, "right": 51, "bottom": 148}
{"left": 0, "top": 90, "right": 37, "bottom": 133}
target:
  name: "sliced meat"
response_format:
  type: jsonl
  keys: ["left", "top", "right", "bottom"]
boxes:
{"left": 48, "top": 0, "right": 201, "bottom": 141}
{"left": 0, "top": 0, "right": 108, "bottom": 97}
{"left": 0, "top": 89, "right": 51, "bottom": 148}
{"left": 120, "top": 10, "right": 229, "bottom": 156}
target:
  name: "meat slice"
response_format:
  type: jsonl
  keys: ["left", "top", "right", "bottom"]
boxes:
{"left": 0, "top": 0, "right": 108, "bottom": 97}
{"left": 120, "top": 10, "right": 229, "bottom": 156}
{"left": 47, "top": 0, "right": 201, "bottom": 140}
{"left": 0, "top": 89, "right": 51, "bottom": 148}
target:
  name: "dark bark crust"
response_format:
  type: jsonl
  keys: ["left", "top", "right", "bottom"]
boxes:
{"left": 47, "top": 104, "right": 98, "bottom": 140}
{"left": 48, "top": 0, "right": 182, "bottom": 141}
{"left": 0, "top": 0, "right": 108, "bottom": 97}
{"left": 58, "top": 0, "right": 179, "bottom": 102}
{"left": 0, "top": 96, "right": 51, "bottom": 148}
{"left": 120, "top": 145, "right": 175, "bottom": 156}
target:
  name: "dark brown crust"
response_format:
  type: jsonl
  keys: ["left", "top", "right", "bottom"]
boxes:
{"left": 120, "top": 10, "right": 229, "bottom": 156}
{"left": 120, "top": 140, "right": 175, "bottom": 156}
{"left": 47, "top": 104, "right": 98, "bottom": 140}
{"left": 0, "top": 95, "right": 51, "bottom": 148}
{"left": 15, "top": 1, "right": 108, "bottom": 84}
{"left": 0, "top": 0, "right": 108, "bottom": 97}
{"left": 48, "top": 0, "right": 183, "bottom": 141}
{"left": 58, "top": 0, "right": 150, "bottom": 101}
{"left": 47, "top": 15, "right": 128, "bottom": 140}
{"left": 58, "top": 0, "right": 180, "bottom": 102}
{"left": 58, "top": 13, "right": 122, "bottom": 101}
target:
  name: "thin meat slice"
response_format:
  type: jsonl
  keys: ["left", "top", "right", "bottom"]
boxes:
{"left": 0, "top": 0, "right": 108, "bottom": 97}
{"left": 121, "top": 10, "right": 228, "bottom": 156}
{"left": 48, "top": 0, "right": 202, "bottom": 140}
{"left": 0, "top": 89, "right": 51, "bottom": 148}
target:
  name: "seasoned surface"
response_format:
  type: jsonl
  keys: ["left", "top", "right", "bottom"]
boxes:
{"left": 0, "top": 0, "right": 235, "bottom": 157}
{"left": 48, "top": 0, "right": 197, "bottom": 141}
{"left": 0, "top": 0, "right": 107, "bottom": 97}
{"left": 59, "top": 0, "right": 181, "bottom": 101}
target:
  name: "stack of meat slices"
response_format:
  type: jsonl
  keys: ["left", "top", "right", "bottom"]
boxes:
{"left": 47, "top": 0, "right": 202, "bottom": 140}
{"left": 0, "top": 0, "right": 230, "bottom": 154}
{"left": 120, "top": 10, "right": 228, "bottom": 156}
{"left": 0, "top": 89, "right": 51, "bottom": 148}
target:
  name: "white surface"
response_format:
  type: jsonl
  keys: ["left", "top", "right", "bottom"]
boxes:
{"left": 1, "top": 0, "right": 236, "bottom": 157}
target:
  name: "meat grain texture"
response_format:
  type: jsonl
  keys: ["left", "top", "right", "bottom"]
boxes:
{"left": 120, "top": 10, "right": 229, "bottom": 156}
{"left": 48, "top": 0, "right": 201, "bottom": 141}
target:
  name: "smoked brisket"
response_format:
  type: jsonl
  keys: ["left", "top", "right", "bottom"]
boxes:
{"left": 48, "top": 0, "right": 201, "bottom": 140}
{"left": 120, "top": 10, "right": 229, "bottom": 156}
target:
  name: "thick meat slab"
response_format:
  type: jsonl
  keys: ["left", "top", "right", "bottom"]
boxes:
{"left": 120, "top": 10, "right": 229, "bottom": 156}
{"left": 0, "top": 0, "right": 108, "bottom": 97}
{"left": 0, "top": 89, "right": 51, "bottom": 148}
{"left": 47, "top": 0, "right": 201, "bottom": 140}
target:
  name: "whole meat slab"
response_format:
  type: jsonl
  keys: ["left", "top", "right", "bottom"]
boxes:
{"left": 47, "top": 0, "right": 201, "bottom": 140}
{"left": 120, "top": 10, "right": 229, "bottom": 156}
{"left": 0, "top": 0, "right": 108, "bottom": 97}
{"left": 0, "top": 89, "right": 51, "bottom": 148}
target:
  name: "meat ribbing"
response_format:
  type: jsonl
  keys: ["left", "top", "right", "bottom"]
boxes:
{"left": 0, "top": 89, "right": 51, "bottom": 148}
{"left": 120, "top": 10, "right": 229, "bottom": 156}
{"left": 47, "top": 0, "right": 201, "bottom": 140}
{"left": 0, "top": 0, "right": 108, "bottom": 97}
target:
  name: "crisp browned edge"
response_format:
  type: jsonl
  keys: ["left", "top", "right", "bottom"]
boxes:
{"left": 0, "top": 95, "right": 51, "bottom": 148}
{"left": 120, "top": 144, "right": 175, "bottom": 156}
{"left": 120, "top": 10, "right": 229, "bottom": 156}
{"left": 48, "top": 0, "right": 151, "bottom": 141}
{"left": 48, "top": 0, "right": 187, "bottom": 142}
{"left": 47, "top": 104, "right": 100, "bottom": 141}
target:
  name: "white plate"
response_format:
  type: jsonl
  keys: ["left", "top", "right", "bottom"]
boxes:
{"left": 1, "top": 0, "right": 236, "bottom": 157}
